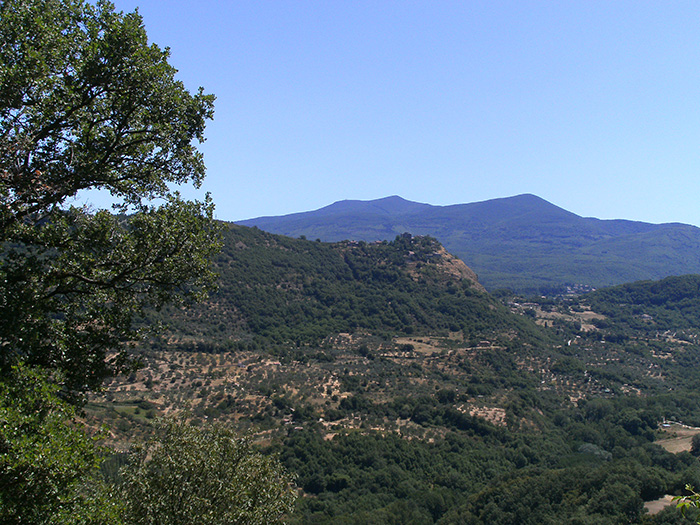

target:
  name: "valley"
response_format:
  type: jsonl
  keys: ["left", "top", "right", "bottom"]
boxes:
{"left": 86, "top": 225, "right": 700, "bottom": 523}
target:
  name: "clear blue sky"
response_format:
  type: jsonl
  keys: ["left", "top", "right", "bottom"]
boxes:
{"left": 112, "top": 1, "right": 700, "bottom": 226}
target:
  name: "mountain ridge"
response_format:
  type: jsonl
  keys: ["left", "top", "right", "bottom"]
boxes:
{"left": 237, "top": 194, "right": 700, "bottom": 292}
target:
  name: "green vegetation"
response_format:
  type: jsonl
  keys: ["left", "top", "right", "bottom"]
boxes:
{"left": 586, "top": 274, "right": 700, "bottom": 331}
{"left": 114, "top": 227, "right": 700, "bottom": 523}
{"left": 674, "top": 485, "right": 700, "bottom": 524}
{"left": 0, "top": 365, "right": 112, "bottom": 524}
{"left": 10, "top": 191, "right": 700, "bottom": 523}
{"left": 6, "top": 1, "right": 700, "bottom": 523}
{"left": 0, "top": 0, "right": 219, "bottom": 394}
{"left": 119, "top": 417, "right": 296, "bottom": 525}
{"left": 154, "top": 226, "right": 547, "bottom": 353}
{"left": 0, "top": 1, "right": 292, "bottom": 522}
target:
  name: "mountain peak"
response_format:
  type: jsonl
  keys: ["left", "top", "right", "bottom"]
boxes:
{"left": 469, "top": 194, "right": 580, "bottom": 219}
{"left": 318, "top": 196, "right": 431, "bottom": 217}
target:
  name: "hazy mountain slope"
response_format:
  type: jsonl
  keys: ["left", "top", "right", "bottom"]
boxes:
{"left": 237, "top": 194, "right": 700, "bottom": 292}
{"left": 241, "top": 196, "right": 433, "bottom": 243}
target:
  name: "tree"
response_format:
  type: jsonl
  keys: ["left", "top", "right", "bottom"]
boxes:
{"left": 674, "top": 485, "right": 700, "bottom": 524}
{"left": 0, "top": 0, "right": 229, "bottom": 521}
{"left": 0, "top": 364, "right": 123, "bottom": 524}
{"left": 0, "top": 1, "right": 298, "bottom": 521}
{"left": 119, "top": 417, "right": 297, "bottom": 525}
{"left": 691, "top": 434, "right": 700, "bottom": 456}
{"left": 0, "top": 0, "right": 219, "bottom": 395}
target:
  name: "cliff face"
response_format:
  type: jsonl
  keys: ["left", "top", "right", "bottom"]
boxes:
{"left": 432, "top": 245, "right": 486, "bottom": 293}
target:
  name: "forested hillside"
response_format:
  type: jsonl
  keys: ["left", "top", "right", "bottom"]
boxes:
{"left": 152, "top": 224, "right": 541, "bottom": 352}
{"left": 238, "top": 194, "right": 700, "bottom": 293}
{"left": 585, "top": 274, "right": 700, "bottom": 331}
{"left": 89, "top": 228, "right": 700, "bottom": 524}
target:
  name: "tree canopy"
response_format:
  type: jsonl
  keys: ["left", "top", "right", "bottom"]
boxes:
{"left": 120, "top": 417, "right": 296, "bottom": 525}
{"left": 0, "top": 1, "right": 242, "bottom": 519}
{"left": 0, "top": 364, "right": 106, "bottom": 524}
{"left": 0, "top": 0, "right": 294, "bottom": 524}
{"left": 0, "top": 0, "right": 220, "bottom": 394}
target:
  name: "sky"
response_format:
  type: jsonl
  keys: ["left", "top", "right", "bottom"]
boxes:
{"left": 108, "top": 1, "right": 700, "bottom": 226}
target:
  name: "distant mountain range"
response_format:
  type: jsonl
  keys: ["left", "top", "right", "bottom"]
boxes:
{"left": 237, "top": 194, "right": 700, "bottom": 292}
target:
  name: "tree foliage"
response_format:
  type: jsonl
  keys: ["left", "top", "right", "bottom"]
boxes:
{"left": 0, "top": 1, "right": 287, "bottom": 523}
{"left": 0, "top": 0, "right": 220, "bottom": 394}
{"left": 674, "top": 485, "right": 700, "bottom": 524}
{"left": 119, "top": 417, "right": 296, "bottom": 525}
{"left": 0, "top": 364, "right": 109, "bottom": 524}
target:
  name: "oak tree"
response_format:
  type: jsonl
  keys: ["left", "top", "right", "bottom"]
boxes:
{"left": 120, "top": 417, "right": 296, "bottom": 525}
{"left": 0, "top": 364, "right": 106, "bottom": 524}
{"left": 0, "top": 0, "right": 219, "bottom": 395}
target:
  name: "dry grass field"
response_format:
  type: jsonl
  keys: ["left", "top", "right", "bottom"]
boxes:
{"left": 644, "top": 494, "right": 675, "bottom": 516}
{"left": 655, "top": 423, "right": 700, "bottom": 453}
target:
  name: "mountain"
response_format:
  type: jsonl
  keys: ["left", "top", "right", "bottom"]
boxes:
{"left": 237, "top": 194, "right": 700, "bottom": 293}
{"left": 241, "top": 195, "right": 432, "bottom": 244}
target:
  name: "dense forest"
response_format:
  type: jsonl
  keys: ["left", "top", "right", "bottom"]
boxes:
{"left": 89, "top": 227, "right": 700, "bottom": 524}
{"left": 150, "top": 224, "right": 545, "bottom": 352}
